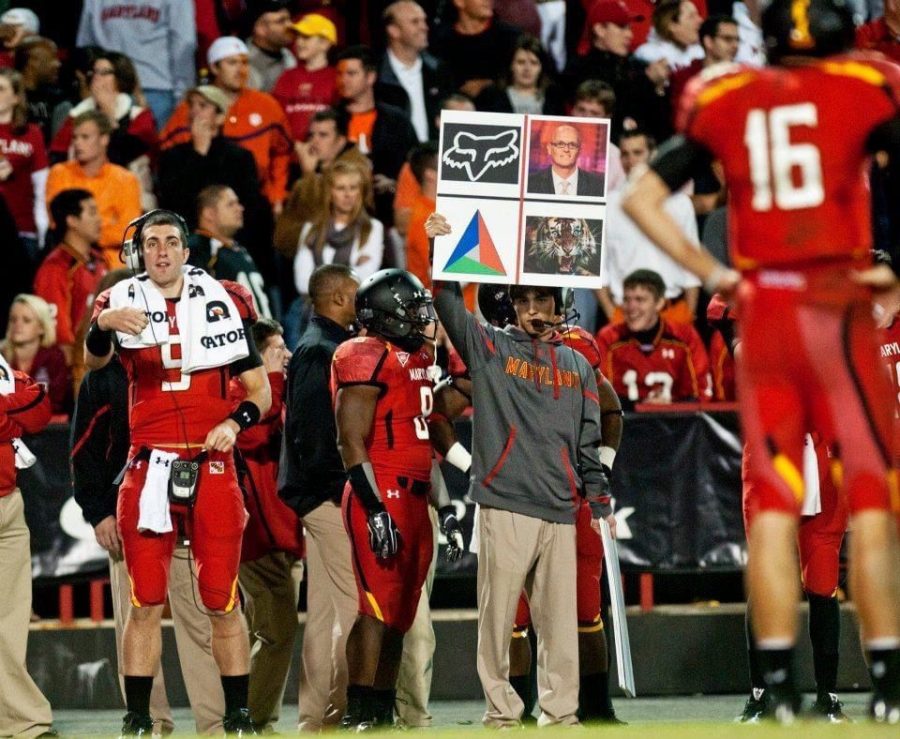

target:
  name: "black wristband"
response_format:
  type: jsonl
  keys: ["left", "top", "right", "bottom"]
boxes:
{"left": 228, "top": 400, "right": 261, "bottom": 431}
{"left": 86, "top": 321, "right": 113, "bottom": 356}
{"left": 347, "top": 463, "right": 385, "bottom": 513}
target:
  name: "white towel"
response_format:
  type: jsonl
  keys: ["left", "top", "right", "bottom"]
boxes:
{"left": 108, "top": 267, "right": 249, "bottom": 372}
{"left": 801, "top": 433, "right": 822, "bottom": 517}
{"left": 138, "top": 450, "right": 179, "bottom": 534}
{"left": 0, "top": 353, "right": 34, "bottom": 468}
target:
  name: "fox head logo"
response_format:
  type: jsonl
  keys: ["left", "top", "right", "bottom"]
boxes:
{"left": 443, "top": 129, "right": 519, "bottom": 182}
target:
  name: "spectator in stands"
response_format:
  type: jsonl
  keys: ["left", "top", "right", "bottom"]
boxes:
{"left": 233, "top": 317, "right": 303, "bottom": 733}
{"left": 272, "top": 13, "right": 338, "bottom": 142}
{"left": 1, "top": 294, "right": 71, "bottom": 413}
{"left": 336, "top": 45, "right": 417, "bottom": 227}
{"left": 0, "top": 68, "right": 49, "bottom": 258}
{"left": 34, "top": 189, "right": 106, "bottom": 365}
{"left": 293, "top": 159, "right": 383, "bottom": 296}
{"left": 570, "top": 80, "right": 625, "bottom": 192}
{"left": 732, "top": 0, "right": 765, "bottom": 65}
{"left": 564, "top": 0, "right": 672, "bottom": 142}
{"left": 475, "top": 34, "right": 565, "bottom": 115}
{"left": 596, "top": 269, "right": 711, "bottom": 408}
{"left": 598, "top": 130, "right": 701, "bottom": 326}
{"left": 161, "top": 36, "right": 292, "bottom": 214}
{"left": 189, "top": 184, "right": 273, "bottom": 319}
{"left": 275, "top": 107, "right": 371, "bottom": 258}
{"left": 377, "top": 1, "right": 452, "bottom": 143}
{"left": 403, "top": 143, "right": 438, "bottom": 291}
{"left": 76, "top": 0, "right": 197, "bottom": 128}
{"left": 634, "top": 0, "right": 704, "bottom": 70}
{"left": 45, "top": 110, "right": 142, "bottom": 268}
{"left": 669, "top": 15, "right": 739, "bottom": 112}
{"left": 430, "top": 0, "right": 521, "bottom": 98}
{"left": 50, "top": 51, "right": 158, "bottom": 172}
{"left": 0, "top": 7, "right": 39, "bottom": 69}
{"left": 245, "top": 0, "right": 297, "bottom": 92}
{"left": 856, "top": 0, "right": 900, "bottom": 62}
{"left": 14, "top": 36, "right": 64, "bottom": 145}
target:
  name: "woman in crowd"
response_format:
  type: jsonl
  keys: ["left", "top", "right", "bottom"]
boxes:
{"left": 0, "top": 68, "right": 49, "bottom": 259}
{"left": 475, "top": 35, "right": 565, "bottom": 116}
{"left": 635, "top": 0, "right": 704, "bottom": 70}
{"left": 293, "top": 159, "right": 383, "bottom": 295}
{"left": 0, "top": 294, "right": 71, "bottom": 414}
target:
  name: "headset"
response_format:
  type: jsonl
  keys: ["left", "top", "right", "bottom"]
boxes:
{"left": 120, "top": 209, "right": 191, "bottom": 274}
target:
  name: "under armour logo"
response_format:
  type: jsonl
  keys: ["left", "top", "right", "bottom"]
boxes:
{"left": 662, "top": 348, "right": 675, "bottom": 359}
{"left": 386, "top": 489, "right": 400, "bottom": 499}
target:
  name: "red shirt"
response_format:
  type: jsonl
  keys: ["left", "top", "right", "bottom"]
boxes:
{"left": 91, "top": 281, "right": 257, "bottom": 447}
{"left": 271, "top": 65, "right": 338, "bottom": 141}
{"left": 596, "top": 319, "right": 712, "bottom": 403}
{"left": 881, "top": 317, "right": 900, "bottom": 420}
{"left": 680, "top": 57, "right": 900, "bottom": 271}
{"left": 33, "top": 243, "right": 108, "bottom": 346}
{"left": 0, "top": 122, "right": 47, "bottom": 233}
{"left": 560, "top": 325, "right": 603, "bottom": 371}
{"left": 0, "top": 370, "right": 52, "bottom": 495}
{"left": 331, "top": 336, "right": 434, "bottom": 480}
{"left": 856, "top": 19, "right": 900, "bottom": 63}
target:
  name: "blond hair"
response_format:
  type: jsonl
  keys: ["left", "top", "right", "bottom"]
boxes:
{"left": 5, "top": 294, "right": 57, "bottom": 348}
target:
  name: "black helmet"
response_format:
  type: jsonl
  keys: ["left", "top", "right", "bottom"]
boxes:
{"left": 477, "top": 283, "right": 517, "bottom": 328}
{"left": 355, "top": 268, "right": 436, "bottom": 349}
{"left": 762, "top": 0, "right": 854, "bottom": 63}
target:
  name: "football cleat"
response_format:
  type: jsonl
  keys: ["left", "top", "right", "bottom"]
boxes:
{"left": 870, "top": 694, "right": 900, "bottom": 724}
{"left": 223, "top": 708, "right": 257, "bottom": 736}
{"left": 812, "top": 693, "right": 850, "bottom": 723}
{"left": 735, "top": 689, "right": 766, "bottom": 723}
{"left": 119, "top": 711, "right": 153, "bottom": 738}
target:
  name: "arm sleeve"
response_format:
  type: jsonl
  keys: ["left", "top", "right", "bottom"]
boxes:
{"left": 432, "top": 281, "right": 498, "bottom": 373}
{"left": 70, "top": 371, "right": 117, "bottom": 526}
{"left": 0, "top": 372, "right": 52, "bottom": 439}
{"left": 168, "top": 0, "right": 198, "bottom": 97}
{"left": 578, "top": 365, "right": 611, "bottom": 518}
{"left": 229, "top": 318, "right": 264, "bottom": 376}
{"left": 650, "top": 135, "right": 715, "bottom": 193}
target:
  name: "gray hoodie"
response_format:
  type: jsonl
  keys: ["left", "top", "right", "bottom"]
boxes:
{"left": 434, "top": 283, "right": 611, "bottom": 524}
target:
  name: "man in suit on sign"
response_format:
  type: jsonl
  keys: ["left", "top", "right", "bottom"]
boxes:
{"left": 528, "top": 122, "right": 604, "bottom": 197}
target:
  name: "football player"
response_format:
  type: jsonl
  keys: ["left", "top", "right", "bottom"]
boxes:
{"left": 332, "top": 268, "right": 462, "bottom": 730}
{"left": 624, "top": 0, "right": 900, "bottom": 721}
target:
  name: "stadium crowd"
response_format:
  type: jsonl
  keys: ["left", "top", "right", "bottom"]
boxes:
{"left": 0, "top": 0, "right": 897, "bottom": 736}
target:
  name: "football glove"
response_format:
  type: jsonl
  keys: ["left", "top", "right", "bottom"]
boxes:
{"left": 438, "top": 505, "right": 465, "bottom": 562}
{"left": 367, "top": 510, "right": 401, "bottom": 560}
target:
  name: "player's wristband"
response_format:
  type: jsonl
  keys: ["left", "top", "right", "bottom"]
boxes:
{"left": 445, "top": 442, "right": 472, "bottom": 473}
{"left": 228, "top": 401, "right": 261, "bottom": 432}
{"left": 599, "top": 446, "right": 616, "bottom": 470}
{"left": 86, "top": 321, "right": 113, "bottom": 356}
{"left": 348, "top": 462, "right": 385, "bottom": 513}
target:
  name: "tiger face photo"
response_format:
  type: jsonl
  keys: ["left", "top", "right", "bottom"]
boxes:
{"left": 523, "top": 216, "right": 602, "bottom": 276}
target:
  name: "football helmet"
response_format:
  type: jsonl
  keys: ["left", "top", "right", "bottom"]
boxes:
{"left": 477, "top": 283, "right": 517, "bottom": 328}
{"left": 762, "top": 0, "right": 854, "bottom": 63}
{"left": 356, "top": 269, "right": 436, "bottom": 349}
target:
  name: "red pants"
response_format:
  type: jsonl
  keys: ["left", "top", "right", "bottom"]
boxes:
{"left": 342, "top": 474, "right": 433, "bottom": 633}
{"left": 118, "top": 449, "right": 246, "bottom": 612}
{"left": 738, "top": 274, "right": 895, "bottom": 519}
{"left": 514, "top": 501, "right": 604, "bottom": 632}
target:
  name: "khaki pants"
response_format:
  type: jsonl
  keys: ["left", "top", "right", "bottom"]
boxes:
{"left": 476, "top": 507, "right": 579, "bottom": 728}
{"left": 395, "top": 508, "right": 438, "bottom": 728}
{"left": 110, "top": 547, "right": 226, "bottom": 734}
{"left": 0, "top": 491, "right": 53, "bottom": 739}
{"left": 239, "top": 552, "right": 303, "bottom": 731}
{"left": 297, "top": 501, "right": 358, "bottom": 731}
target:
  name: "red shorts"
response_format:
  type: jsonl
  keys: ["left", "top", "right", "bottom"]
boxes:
{"left": 514, "top": 501, "right": 604, "bottom": 633}
{"left": 737, "top": 274, "right": 895, "bottom": 518}
{"left": 118, "top": 448, "right": 246, "bottom": 612}
{"left": 342, "top": 473, "right": 433, "bottom": 633}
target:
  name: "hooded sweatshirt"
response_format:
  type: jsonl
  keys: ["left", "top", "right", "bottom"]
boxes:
{"left": 434, "top": 283, "right": 611, "bottom": 524}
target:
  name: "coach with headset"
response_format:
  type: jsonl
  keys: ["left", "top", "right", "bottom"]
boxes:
{"left": 84, "top": 209, "right": 270, "bottom": 737}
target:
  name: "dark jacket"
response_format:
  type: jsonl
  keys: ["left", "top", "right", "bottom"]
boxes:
{"left": 70, "top": 357, "right": 129, "bottom": 527}
{"left": 376, "top": 51, "right": 452, "bottom": 142}
{"left": 366, "top": 101, "right": 419, "bottom": 228}
{"left": 277, "top": 314, "right": 353, "bottom": 517}
{"left": 527, "top": 166, "right": 605, "bottom": 197}
{"left": 474, "top": 84, "right": 566, "bottom": 116}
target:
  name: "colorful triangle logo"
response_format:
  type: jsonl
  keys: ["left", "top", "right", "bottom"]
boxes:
{"left": 443, "top": 211, "right": 506, "bottom": 276}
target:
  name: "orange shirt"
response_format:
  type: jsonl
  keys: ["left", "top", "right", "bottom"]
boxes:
{"left": 348, "top": 110, "right": 377, "bottom": 153}
{"left": 45, "top": 161, "right": 142, "bottom": 266}
{"left": 159, "top": 88, "right": 292, "bottom": 206}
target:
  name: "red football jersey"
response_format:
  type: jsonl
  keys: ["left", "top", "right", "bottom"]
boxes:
{"left": 560, "top": 325, "right": 603, "bottom": 372}
{"left": 680, "top": 58, "right": 900, "bottom": 270}
{"left": 331, "top": 337, "right": 434, "bottom": 480}
{"left": 92, "top": 280, "right": 257, "bottom": 447}
{"left": 880, "top": 318, "right": 900, "bottom": 420}
{"left": 447, "top": 344, "right": 468, "bottom": 380}
{"left": 596, "top": 320, "right": 712, "bottom": 403}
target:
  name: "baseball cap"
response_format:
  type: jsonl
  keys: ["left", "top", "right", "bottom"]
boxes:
{"left": 207, "top": 36, "right": 250, "bottom": 66}
{"left": 188, "top": 85, "right": 231, "bottom": 113}
{"left": 588, "top": 0, "right": 644, "bottom": 27}
{"left": 291, "top": 13, "right": 337, "bottom": 45}
{"left": 1, "top": 7, "right": 40, "bottom": 34}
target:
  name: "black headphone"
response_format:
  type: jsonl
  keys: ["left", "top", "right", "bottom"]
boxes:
{"left": 120, "top": 209, "right": 191, "bottom": 274}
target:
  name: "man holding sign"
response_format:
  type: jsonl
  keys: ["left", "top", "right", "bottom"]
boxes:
{"left": 427, "top": 212, "right": 613, "bottom": 727}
